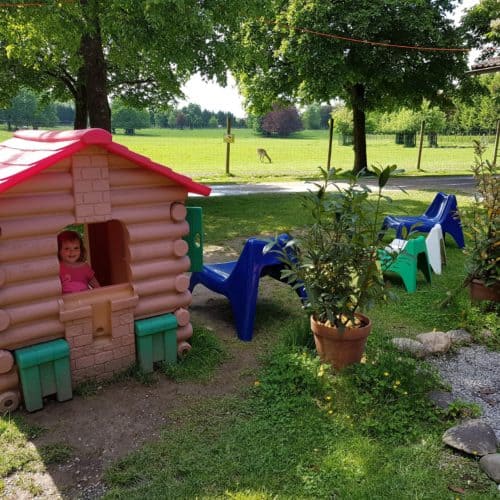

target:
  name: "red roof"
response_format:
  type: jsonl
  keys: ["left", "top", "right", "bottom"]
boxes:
{"left": 0, "top": 128, "right": 211, "bottom": 196}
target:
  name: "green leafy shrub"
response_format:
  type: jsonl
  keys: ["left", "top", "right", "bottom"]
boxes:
{"left": 275, "top": 165, "right": 396, "bottom": 328}
{"left": 462, "top": 140, "right": 499, "bottom": 289}
{"left": 345, "top": 348, "right": 443, "bottom": 442}
{"left": 255, "top": 346, "right": 333, "bottom": 405}
{"left": 442, "top": 400, "right": 481, "bottom": 420}
{"left": 463, "top": 301, "right": 499, "bottom": 349}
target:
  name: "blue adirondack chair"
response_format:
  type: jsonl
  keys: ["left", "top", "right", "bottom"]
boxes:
{"left": 189, "top": 233, "right": 305, "bottom": 341}
{"left": 381, "top": 192, "right": 465, "bottom": 248}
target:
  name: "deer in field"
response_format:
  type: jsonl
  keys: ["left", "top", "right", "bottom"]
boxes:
{"left": 257, "top": 148, "right": 272, "bottom": 163}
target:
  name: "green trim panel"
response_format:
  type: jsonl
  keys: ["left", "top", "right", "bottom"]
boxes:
{"left": 184, "top": 206, "right": 204, "bottom": 272}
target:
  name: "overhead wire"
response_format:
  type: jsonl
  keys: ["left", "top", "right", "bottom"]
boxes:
{"left": 289, "top": 25, "right": 469, "bottom": 52}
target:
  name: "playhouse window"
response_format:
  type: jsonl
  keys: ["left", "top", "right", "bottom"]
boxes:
{"left": 60, "top": 220, "right": 129, "bottom": 288}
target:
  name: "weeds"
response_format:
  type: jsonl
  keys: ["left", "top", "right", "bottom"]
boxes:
{"left": 73, "top": 364, "right": 158, "bottom": 398}
{"left": 442, "top": 400, "right": 482, "bottom": 420}
{"left": 463, "top": 302, "right": 500, "bottom": 349}
{"left": 160, "top": 325, "right": 228, "bottom": 382}
{"left": 38, "top": 443, "right": 73, "bottom": 464}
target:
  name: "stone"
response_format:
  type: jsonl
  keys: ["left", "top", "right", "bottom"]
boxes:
{"left": 391, "top": 338, "right": 429, "bottom": 358}
{"left": 442, "top": 419, "right": 498, "bottom": 456}
{"left": 428, "top": 390, "right": 455, "bottom": 409}
{"left": 416, "top": 331, "right": 451, "bottom": 354}
{"left": 479, "top": 454, "right": 500, "bottom": 483}
{"left": 447, "top": 329, "right": 472, "bottom": 345}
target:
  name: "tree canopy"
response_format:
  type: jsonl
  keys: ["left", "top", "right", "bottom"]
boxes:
{"left": 462, "top": 0, "right": 499, "bottom": 61}
{"left": 234, "top": 0, "right": 467, "bottom": 173}
{"left": 111, "top": 101, "right": 150, "bottom": 135}
{"left": 0, "top": 88, "right": 58, "bottom": 130}
{"left": 0, "top": 0, "right": 257, "bottom": 131}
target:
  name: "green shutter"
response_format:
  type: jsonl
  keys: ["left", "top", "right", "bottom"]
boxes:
{"left": 184, "top": 206, "right": 203, "bottom": 272}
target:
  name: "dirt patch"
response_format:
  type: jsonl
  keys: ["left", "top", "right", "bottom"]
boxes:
{"left": 3, "top": 240, "right": 279, "bottom": 499}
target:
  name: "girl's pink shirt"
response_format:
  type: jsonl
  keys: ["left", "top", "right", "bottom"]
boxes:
{"left": 59, "top": 262, "right": 96, "bottom": 293}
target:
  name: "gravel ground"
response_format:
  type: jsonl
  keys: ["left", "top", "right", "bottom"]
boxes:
{"left": 427, "top": 345, "right": 500, "bottom": 441}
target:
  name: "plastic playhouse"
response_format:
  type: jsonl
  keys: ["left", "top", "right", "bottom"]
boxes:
{"left": 0, "top": 128, "right": 209, "bottom": 412}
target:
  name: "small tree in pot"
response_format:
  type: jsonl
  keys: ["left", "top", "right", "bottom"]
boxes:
{"left": 463, "top": 140, "right": 499, "bottom": 303}
{"left": 273, "top": 165, "right": 396, "bottom": 370}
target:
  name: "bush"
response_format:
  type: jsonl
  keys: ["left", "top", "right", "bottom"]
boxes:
{"left": 345, "top": 347, "right": 443, "bottom": 442}
{"left": 255, "top": 346, "right": 333, "bottom": 404}
{"left": 261, "top": 105, "right": 303, "bottom": 137}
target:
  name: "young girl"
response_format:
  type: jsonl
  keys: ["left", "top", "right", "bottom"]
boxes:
{"left": 58, "top": 230, "right": 100, "bottom": 294}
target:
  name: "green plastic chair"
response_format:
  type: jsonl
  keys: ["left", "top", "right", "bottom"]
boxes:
{"left": 378, "top": 235, "right": 432, "bottom": 293}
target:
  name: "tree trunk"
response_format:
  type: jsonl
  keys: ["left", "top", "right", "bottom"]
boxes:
{"left": 350, "top": 84, "right": 367, "bottom": 174}
{"left": 73, "top": 63, "right": 88, "bottom": 129}
{"left": 79, "top": 0, "right": 111, "bottom": 131}
{"left": 74, "top": 93, "right": 88, "bottom": 129}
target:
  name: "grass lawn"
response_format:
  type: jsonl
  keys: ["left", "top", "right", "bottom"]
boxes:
{"left": 101, "top": 191, "right": 498, "bottom": 498}
{"left": 0, "top": 127, "right": 495, "bottom": 183}
{"left": 1, "top": 189, "right": 498, "bottom": 498}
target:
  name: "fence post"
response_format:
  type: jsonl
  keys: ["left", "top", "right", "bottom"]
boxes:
{"left": 416, "top": 120, "right": 425, "bottom": 171}
{"left": 225, "top": 115, "right": 232, "bottom": 175}
{"left": 493, "top": 119, "right": 499, "bottom": 167}
{"left": 327, "top": 118, "right": 334, "bottom": 170}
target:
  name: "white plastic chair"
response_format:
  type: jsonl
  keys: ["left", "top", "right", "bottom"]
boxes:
{"left": 385, "top": 238, "right": 407, "bottom": 253}
{"left": 425, "top": 224, "right": 446, "bottom": 274}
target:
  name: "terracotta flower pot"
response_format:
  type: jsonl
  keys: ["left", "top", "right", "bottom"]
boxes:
{"left": 310, "top": 313, "right": 372, "bottom": 371}
{"left": 469, "top": 279, "right": 500, "bottom": 303}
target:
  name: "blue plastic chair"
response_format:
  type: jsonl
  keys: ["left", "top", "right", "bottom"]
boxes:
{"left": 189, "top": 233, "right": 305, "bottom": 341}
{"left": 381, "top": 192, "right": 465, "bottom": 248}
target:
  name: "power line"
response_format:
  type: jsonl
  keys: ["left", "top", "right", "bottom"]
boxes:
{"left": 274, "top": 22, "right": 470, "bottom": 53}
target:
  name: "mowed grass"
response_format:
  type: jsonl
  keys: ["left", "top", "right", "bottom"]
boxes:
{"left": 0, "top": 127, "right": 495, "bottom": 183}
{"left": 187, "top": 189, "right": 473, "bottom": 243}
{"left": 1, "top": 189, "right": 498, "bottom": 498}
{"left": 101, "top": 191, "right": 498, "bottom": 499}
{"left": 113, "top": 128, "right": 492, "bottom": 181}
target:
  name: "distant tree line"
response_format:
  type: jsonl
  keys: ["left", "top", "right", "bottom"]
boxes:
{"left": 0, "top": 92, "right": 247, "bottom": 133}
{"left": 1, "top": 73, "right": 497, "bottom": 139}
{"left": 331, "top": 73, "right": 499, "bottom": 147}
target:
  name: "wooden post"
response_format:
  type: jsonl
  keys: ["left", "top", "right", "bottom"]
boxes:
{"left": 416, "top": 120, "right": 425, "bottom": 171}
{"left": 327, "top": 118, "right": 334, "bottom": 170}
{"left": 493, "top": 119, "right": 499, "bottom": 167}
{"left": 225, "top": 115, "right": 232, "bottom": 175}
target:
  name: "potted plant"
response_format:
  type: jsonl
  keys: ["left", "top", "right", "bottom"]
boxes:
{"left": 273, "top": 165, "right": 396, "bottom": 370}
{"left": 462, "top": 140, "right": 499, "bottom": 303}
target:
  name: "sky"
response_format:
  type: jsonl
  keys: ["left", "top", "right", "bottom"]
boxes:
{"left": 180, "top": 0, "right": 480, "bottom": 118}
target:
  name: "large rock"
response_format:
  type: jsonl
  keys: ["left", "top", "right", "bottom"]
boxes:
{"left": 416, "top": 331, "right": 451, "bottom": 354}
{"left": 391, "top": 338, "right": 429, "bottom": 358}
{"left": 479, "top": 454, "right": 500, "bottom": 483}
{"left": 442, "top": 419, "right": 498, "bottom": 456}
{"left": 447, "top": 329, "right": 472, "bottom": 345}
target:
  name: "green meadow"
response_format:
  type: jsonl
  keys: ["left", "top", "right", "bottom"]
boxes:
{"left": 0, "top": 127, "right": 494, "bottom": 183}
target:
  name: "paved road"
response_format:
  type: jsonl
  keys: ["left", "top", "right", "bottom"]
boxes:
{"left": 201, "top": 175, "right": 476, "bottom": 197}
